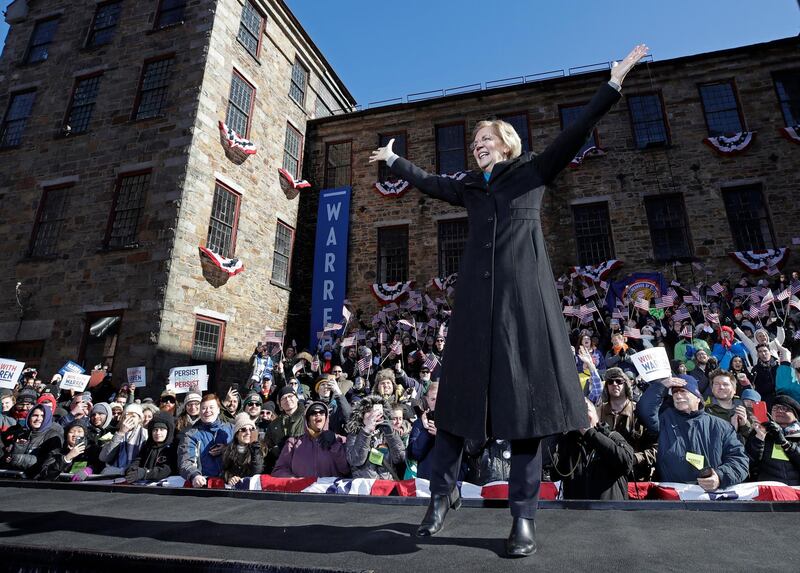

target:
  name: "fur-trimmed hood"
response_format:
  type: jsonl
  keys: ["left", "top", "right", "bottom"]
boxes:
{"left": 344, "top": 395, "right": 388, "bottom": 435}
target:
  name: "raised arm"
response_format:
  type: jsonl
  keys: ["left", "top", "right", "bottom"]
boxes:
{"left": 369, "top": 139, "right": 465, "bottom": 207}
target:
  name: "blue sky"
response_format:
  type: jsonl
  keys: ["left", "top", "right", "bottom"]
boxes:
{"left": 1, "top": 1, "right": 797, "bottom": 103}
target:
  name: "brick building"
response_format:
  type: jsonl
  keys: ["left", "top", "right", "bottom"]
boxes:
{"left": 295, "top": 37, "right": 800, "bottom": 325}
{"left": 0, "top": 0, "right": 354, "bottom": 391}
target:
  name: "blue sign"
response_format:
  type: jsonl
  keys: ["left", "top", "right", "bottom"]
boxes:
{"left": 58, "top": 360, "right": 86, "bottom": 377}
{"left": 309, "top": 187, "right": 352, "bottom": 347}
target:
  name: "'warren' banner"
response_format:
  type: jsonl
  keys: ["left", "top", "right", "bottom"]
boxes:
{"left": 309, "top": 187, "right": 351, "bottom": 347}
{"left": 127, "top": 366, "right": 147, "bottom": 388}
{"left": 60, "top": 372, "right": 91, "bottom": 392}
{"left": 0, "top": 358, "right": 25, "bottom": 389}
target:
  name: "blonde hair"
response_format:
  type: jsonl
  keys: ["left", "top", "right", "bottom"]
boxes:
{"left": 472, "top": 119, "right": 523, "bottom": 160}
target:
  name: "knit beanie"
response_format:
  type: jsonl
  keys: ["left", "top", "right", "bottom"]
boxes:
{"left": 184, "top": 392, "right": 202, "bottom": 405}
{"left": 233, "top": 412, "right": 256, "bottom": 435}
{"left": 91, "top": 402, "right": 113, "bottom": 429}
{"left": 124, "top": 403, "right": 143, "bottom": 419}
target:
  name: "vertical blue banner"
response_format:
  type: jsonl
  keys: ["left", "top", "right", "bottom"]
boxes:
{"left": 309, "top": 187, "right": 351, "bottom": 348}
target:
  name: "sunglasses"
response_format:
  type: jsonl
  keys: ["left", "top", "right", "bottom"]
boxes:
{"left": 245, "top": 402, "right": 261, "bottom": 407}
{"left": 308, "top": 411, "right": 326, "bottom": 417}
{"left": 238, "top": 427, "right": 255, "bottom": 433}
{"left": 160, "top": 397, "right": 176, "bottom": 404}
{"left": 606, "top": 379, "right": 626, "bottom": 385}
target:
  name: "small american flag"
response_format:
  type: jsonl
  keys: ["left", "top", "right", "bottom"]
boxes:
{"left": 761, "top": 289, "right": 775, "bottom": 307}
{"left": 579, "top": 303, "right": 597, "bottom": 319}
{"left": 378, "top": 330, "right": 387, "bottom": 344}
{"left": 683, "top": 295, "right": 700, "bottom": 305}
{"left": 263, "top": 330, "right": 283, "bottom": 344}
{"left": 292, "top": 361, "right": 304, "bottom": 376}
{"left": 324, "top": 322, "right": 343, "bottom": 332}
{"left": 791, "top": 281, "right": 800, "bottom": 295}
{"left": 357, "top": 355, "right": 371, "bottom": 374}
{"left": 390, "top": 340, "right": 403, "bottom": 355}
{"left": 777, "top": 288, "right": 791, "bottom": 302}
{"left": 310, "top": 354, "right": 320, "bottom": 371}
{"left": 423, "top": 353, "right": 440, "bottom": 371}
{"left": 654, "top": 297, "right": 669, "bottom": 309}
{"left": 705, "top": 312, "right": 720, "bottom": 324}
{"left": 398, "top": 319, "right": 415, "bottom": 331}
{"left": 624, "top": 327, "right": 642, "bottom": 339}
{"left": 342, "top": 305, "right": 352, "bottom": 323}
{"left": 794, "top": 330, "right": 800, "bottom": 341}
{"left": 438, "top": 324, "right": 448, "bottom": 338}
{"left": 599, "top": 281, "right": 609, "bottom": 292}
{"left": 748, "top": 306, "right": 762, "bottom": 319}
{"left": 766, "top": 266, "right": 779, "bottom": 276}
{"left": 673, "top": 307, "right": 691, "bottom": 322}
{"left": 340, "top": 336, "right": 356, "bottom": 347}
{"left": 680, "top": 325, "right": 693, "bottom": 338}
{"left": 662, "top": 294, "right": 676, "bottom": 307}
{"left": 710, "top": 282, "right": 725, "bottom": 295}
{"left": 563, "top": 306, "right": 580, "bottom": 317}
{"left": 612, "top": 308, "right": 625, "bottom": 320}
{"left": 582, "top": 285, "right": 598, "bottom": 298}
{"left": 634, "top": 297, "right": 650, "bottom": 311}
{"left": 789, "top": 296, "right": 800, "bottom": 312}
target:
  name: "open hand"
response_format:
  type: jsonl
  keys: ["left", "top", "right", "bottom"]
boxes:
{"left": 369, "top": 138, "right": 395, "bottom": 163}
{"left": 611, "top": 44, "right": 649, "bottom": 86}
{"left": 697, "top": 468, "right": 720, "bottom": 491}
{"left": 659, "top": 376, "right": 687, "bottom": 389}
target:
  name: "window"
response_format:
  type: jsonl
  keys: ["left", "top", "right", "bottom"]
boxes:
{"left": 133, "top": 56, "right": 174, "bottom": 120}
{"left": 26, "top": 17, "right": 59, "bottom": 64}
{"left": 377, "top": 226, "right": 409, "bottom": 283}
{"left": 498, "top": 113, "right": 531, "bottom": 153}
{"left": 438, "top": 219, "right": 469, "bottom": 277}
{"left": 289, "top": 58, "right": 309, "bottom": 105}
{"left": 698, "top": 81, "right": 744, "bottom": 136}
{"left": 572, "top": 202, "right": 615, "bottom": 266}
{"left": 643, "top": 194, "right": 693, "bottom": 262}
{"left": 80, "top": 312, "right": 122, "bottom": 370}
{"left": 773, "top": 70, "right": 800, "bottom": 127}
{"left": 722, "top": 184, "right": 775, "bottom": 251}
{"left": 206, "top": 182, "right": 241, "bottom": 258}
{"left": 271, "top": 221, "right": 294, "bottom": 286}
{"left": 560, "top": 103, "right": 598, "bottom": 155}
{"left": 283, "top": 123, "right": 303, "bottom": 179}
{"left": 65, "top": 75, "right": 102, "bottom": 134}
{"left": 87, "top": 1, "right": 122, "bottom": 48}
{"left": 378, "top": 133, "right": 407, "bottom": 182}
{"left": 436, "top": 123, "right": 465, "bottom": 174}
{"left": 105, "top": 171, "right": 150, "bottom": 248}
{"left": 30, "top": 185, "right": 70, "bottom": 258}
{"left": 324, "top": 141, "right": 352, "bottom": 188}
{"left": 225, "top": 71, "right": 255, "bottom": 137}
{"left": 627, "top": 93, "right": 669, "bottom": 148}
{"left": 237, "top": 0, "right": 265, "bottom": 58}
{"left": 191, "top": 316, "right": 225, "bottom": 388}
{"left": 1, "top": 90, "right": 36, "bottom": 148}
{"left": 0, "top": 341, "right": 45, "bottom": 370}
{"left": 155, "top": 0, "right": 186, "bottom": 29}
{"left": 314, "top": 98, "right": 332, "bottom": 119}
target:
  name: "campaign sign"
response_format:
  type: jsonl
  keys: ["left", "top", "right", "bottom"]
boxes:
{"left": 60, "top": 372, "right": 91, "bottom": 392}
{"left": 58, "top": 360, "right": 86, "bottom": 377}
{"left": 0, "top": 358, "right": 25, "bottom": 390}
{"left": 631, "top": 347, "right": 672, "bottom": 383}
{"left": 168, "top": 365, "right": 208, "bottom": 394}
{"left": 127, "top": 366, "right": 147, "bottom": 388}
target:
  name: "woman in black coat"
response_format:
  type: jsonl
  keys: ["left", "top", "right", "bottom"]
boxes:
{"left": 370, "top": 44, "right": 648, "bottom": 556}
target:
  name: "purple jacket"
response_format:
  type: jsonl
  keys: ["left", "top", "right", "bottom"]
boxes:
{"left": 271, "top": 429, "right": 350, "bottom": 478}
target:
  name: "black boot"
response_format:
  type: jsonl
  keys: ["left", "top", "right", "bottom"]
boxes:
{"left": 505, "top": 517, "right": 536, "bottom": 557}
{"left": 416, "top": 491, "right": 461, "bottom": 537}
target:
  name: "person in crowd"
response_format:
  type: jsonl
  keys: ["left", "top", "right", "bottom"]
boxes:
{"left": 124, "top": 411, "right": 177, "bottom": 484}
{"left": 287, "top": 377, "right": 311, "bottom": 403}
{"left": 314, "top": 375, "right": 352, "bottom": 435}
{"left": 372, "top": 369, "right": 412, "bottom": 415}
{"left": 58, "top": 393, "right": 91, "bottom": 429}
{"left": 737, "top": 325, "right": 786, "bottom": 364}
{"left": 774, "top": 343, "right": 800, "bottom": 403}
{"left": 40, "top": 420, "right": 90, "bottom": 480}
{"left": 575, "top": 333, "right": 606, "bottom": 374}
{"left": 158, "top": 390, "right": 178, "bottom": 417}
{"left": 108, "top": 401, "right": 124, "bottom": 432}
{"left": 178, "top": 393, "right": 233, "bottom": 487}
{"left": 242, "top": 391, "right": 263, "bottom": 424}
{"left": 263, "top": 386, "right": 305, "bottom": 472}
{"left": 575, "top": 344, "right": 603, "bottom": 404}
{"left": 636, "top": 374, "right": 748, "bottom": 490}
{"left": 99, "top": 403, "right": 148, "bottom": 476}
{"left": 256, "top": 402, "right": 277, "bottom": 438}
{"left": 395, "top": 362, "right": 432, "bottom": 400}
{"left": 329, "top": 365, "right": 354, "bottom": 399}
{"left": 345, "top": 395, "right": 405, "bottom": 479}
{"left": 605, "top": 332, "right": 636, "bottom": 373}
{"left": 746, "top": 394, "right": 800, "bottom": 485}
{"left": 141, "top": 403, "right": 158, "bottom": 428}
{"left": 220, "top": 386, "right": 242, "bottom": 424}
{"left": 390, "top": 405, "right": 412, "bottom": 447}
{"left": 408, "top": 383, "right": 439, "bottom": 479}
{"left": 175, "top": 392, "right": 202, "bottom": 435}
{"left": 273, "top": 401, "right": 349, "bottom": 478}
{"left": 551, "top": 397, "right": 634, "bottom": 500}
{"left": 257, "top": 373, "right": 277, "bottom": 410}
{"left": 752, "top": 343, "right": 780, "bottom": 407}
{"left": 222, "top": 413, "right": 264, "bottom": 487}
{"left": 673, "top": 329, "right": 710, "bottom": 373}
{"left": 0, "top": 391, "right": 16, "bottom": 432}
{"left": 1, "top": 404, "right": 63, "bottom": 478}
{"left": 711, "top": 326, "right": 749, "bottom": 370}
{"left": 250, "top": 343, "right": 273, "bottom": 386}
{"left": 10, "top": 387, "right": 37, "bottom": 423}
{"left": 464, "top": 438, "right": 511, "bottom": 486}
{"left": 692, "top": 349, "right": 711, "bottom": 398}
{"left": 705, "top": 369, "right": 753, "bottom": 442}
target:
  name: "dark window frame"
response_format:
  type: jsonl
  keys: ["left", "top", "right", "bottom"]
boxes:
{"left": 28, "top": 183, "right": 72, "bottom": 258}
{"left": 289, "top": 58, "right": 309, "bottom": 106}
{"left": 497, "top": 111, "right": 532, "bottom": 153}
{"left": 283, "top": 122, "right": 303, "bottom": 179}
{"left": 572, "top": 202, "right": 616, "bottom": 267}
{"left": 377, "top": 225, "right": 409, "bottom": 284}
{"left": 271, "top": 220, "right": 295, "bottom": 287}
{"left": 324, "top": 139, "right": 353, "bottom": 189}
{"left": 62, "top": 72, "right": 103, "bottom": 135}
{"left": 131, "top": 54, "right": 175, "bottom": 121}
{"left": 626, "top": 90, "right": 671, "bottom": 149}
{"left": 559, "top": 101, "right": 600, "bottom": 154}
{"left": 377, "top": 131, "right": 408, "bottom": 182}
{"left": 154, "top": 0, "right": 187, "bottom": 30}
{"left": 190, "top": 315, "right": 226, "bottom": 388}
{"left": 78, "top": 309, "right": 124, "bottom": 370}
{"left": 437, "top": 218, "right": 469, "bottom": 277}
{"left": 206, "top": 180, "right": 242, "bottom": 258}
{"left": 435, "top": 121, "right": 467, "bottom": 175}
{"left": 0, "top": 89, "right": 37, "bottom": 149}
{"left": 643, "top": 193, "right": 694, "bottom": 263}
{"left": 226, "top": 69, "right": 256, "bottom": 138}
{"left": 697, "top": 79, "right": 746, "bottom": 137}
{"left": 103, "top": 169, "right": 151, "bottom": 249}
{"left": 24, "top": 16, "right": 60, "bottom": 64}
{"left": 236, "top": 0, "right": 266, "bottom": 59}
{"left": 721, "top": 184, "right": 777, "bottom": 252}
{"left": 771, "top": 69, "right": 800, "bottom": 127}
{"left": 85, "top": 0, "right": 123, "bottom": 48}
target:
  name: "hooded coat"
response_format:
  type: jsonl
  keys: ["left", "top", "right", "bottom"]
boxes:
{"left": 178, "top": 417, "right": 233, "bottom": 481}
{"left": 387, "top": 82, "right": 621, "bottom": 440}
{"left": 125, "top": 412, "right": 177, "bottom": 482}
{"left": 0, "top": 404, "right": 63, "bottom": 478}
{"left": 345, "top": 396, "right": 406, "bottom": 479}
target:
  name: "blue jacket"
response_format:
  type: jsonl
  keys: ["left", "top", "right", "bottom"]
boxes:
{"left": 178, "top": 419, "right": 233, "bottom": 481}
{"left": 408, "top": 417, "right": 435, "bottom": 479}
{"left": 636, "top": 382, "right": 748, "bottom": 489}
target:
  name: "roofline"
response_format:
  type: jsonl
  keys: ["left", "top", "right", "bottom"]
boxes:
{"left": 309, "top": 35, "right": 800, "bottom": 126}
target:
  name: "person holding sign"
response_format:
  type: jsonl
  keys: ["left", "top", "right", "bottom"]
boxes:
{"left": 636, "top": 374, "right": 748, "bottom": 491}
{"left": 370, "top": 44, "right": 650, "bottom": 555}
{"left": 745, "top": 394, "right": 800, "bottom": 485}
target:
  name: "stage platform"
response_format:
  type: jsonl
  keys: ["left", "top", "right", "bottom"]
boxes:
{"left": 1, "top": 480, "right": 799, "bottom": 572}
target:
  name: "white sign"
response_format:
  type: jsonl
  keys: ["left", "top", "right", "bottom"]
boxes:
{"left": 127, "top": 366, "right": 147, "bottom": 388}
{"left": 60, "top": 372, "right": 91, "bottom": 392}
{"left": 0, "top": 358, "right": 25, "bottom": 389}
{"left": 168, "top": 365, "right": 208, "bottom": 394}
{"left": 631, "top": 347, "right": 672, "bottom": 383}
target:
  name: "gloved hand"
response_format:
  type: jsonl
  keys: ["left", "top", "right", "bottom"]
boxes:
{"left": 378, "top": 421, "right": 394, "bottom": 435}
{"left": 763, "top": 421, "right": 788, "bottom": 446}
{"left": 125, "top": 467, "right": 147, "bottom": 483}
{"left": 319, "top": 430, "right": 336, "bottom": 451}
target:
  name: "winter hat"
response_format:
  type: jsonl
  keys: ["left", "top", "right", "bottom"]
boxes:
{"left": 233, "top": 412, "right": 256, "bottom": 434}
{"left": 740, "top": 388, "right": 761, "bottom": 402}
{"left": 141, "top": 403, "right": 159, "bottom": 417}
{"left": 184, "top": 392, "right": 202, "bottom": 405}
{"left": 17, "top": 387, "right": 38, "bottom": 404}
{"left": 304, "top": 401, "right": 329, "bottom": 421}
{"left": 243, "top": 391, "right": 262, "bottom": 405}
{"left": 323, "top": 351, "right": 333, "bottom": 360}
{"left": 604, "top": 367, "right": 629, "bottom": 381}
{"left": 262, "top": 402, "right": 277, "bottom": 414}
{"left": 37, "top": 393, "right": 57, "bottom": 412}
{"left": 91, "top": 402, "right": 113, "bottom": 428}
{"left": 774, "top": 394, "right": 800, "bottom": 418}
{"left": 123, "top": 403, "right": 143, "bottom": 419}
{"left": 277, "top": 385, "right": 297, "bottom": 401}
{"left": 675, "top": 374, "right": 703, "bottom": 401}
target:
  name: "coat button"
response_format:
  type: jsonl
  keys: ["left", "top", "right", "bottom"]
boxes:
{"left": 483, "top": 271, "right": 491, "bottom": 278}
{"left": 484, "top": 242, "right": 492, "bottom": 248}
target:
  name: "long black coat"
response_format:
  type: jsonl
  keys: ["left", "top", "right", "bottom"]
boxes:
{"left": 389, "top": 83, "right": 621, "bottom": 441}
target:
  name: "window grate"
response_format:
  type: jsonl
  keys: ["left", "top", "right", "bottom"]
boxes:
{"left": 572, "top": 203, "right": 615, "bottom": 266}
{"left": 31, "top": 186, "right": 69, "bottom": 257}
{"left": 1, "top": 91, "right": 37, "bottom": 148}
{"left": 773, "top": 71, "right": 800, "bottom": 127}
{"left": 283, "top": 124, "right": 302, "bottom": 178}
{"left": 289, "top": 59, "right": 309, "bottom": 105}
{"left": 67, "top": 76, "right": 102, "bottom": 134}
{"left": 722, "top": 185, "right": 775, "bottom": 251}
{"left": 192, "top": 319, "right": 221, "bottom": 362}
{"left": 438, "top": 219, "right": 469, "bottom": 277}
{"left": 206, "top": 184, "right": 239, "bottom": 257}
{"left": 107, "top": 173, "right": 149, "bottom": 248}
{"left": 560, "top": 104, "right": 597, "bottom": 155}
{"left": 26, "top": 18, "right": 59, "bottom": 63}
{"left": 378, "top": 133, "right": 407, "bottom": 182}
{"left": 155, "top": 0, "right": 186, "bottom": 29}
{"left": 627, "top": 94, "right": 669, "bottom": 148}
{"left": 88, "top": 2, "right": 122, "bottom": 47}
{"left": 378, "top": 226, "right": 409, "bottom": 283}
{"left": 436, "top": 124, "right": 465, "bottom": 174}
{"left": 325, "top": 141, "right": 352, "bottom": 188}
{"left": 226, "top": 72, "right": 254, "bottom": 137}
{"left": 699, "top": 82, "right": 743, "bottom": 136}
{"left": 135, "top": 57, "right": 173, "bottom": 120}
{"left": 237, "top": 1, "right": 264, "bottom": 57}
{"left": 644, "top": 194, "right": 693, "bottom": 262}
{"left": 271, "top": 221, "right": 294, "bottom": 285}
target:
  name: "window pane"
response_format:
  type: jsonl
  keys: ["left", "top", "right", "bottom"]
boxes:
{"left": 628, "top": 94, "right": 668, "bottom": 148}
{"left": 206, "top": 184, "right": 238, "bottom": 257}
{"left": 192, "top": 319, "right": 221, "bottom": 362}
{"left": 722, "top": 185, "right": 775, "bottom": 251}
{"left": 88, "top": 2, "right": 122, "bottom": 47}
{"left": 499, "top": 114, "right": 530, "bottom": 153}
{"left": 156, "top": 0, "right": 186, "bottom": 28}
{"left": 83, "top": 314, "right": 121, "bottom": 369}
{"left": 283, "top": 124, "right": 302, "bottom": 178}
{"left": 237, "top": 1, "right": 263, "bottom": 57}
{"left": 378, "top": 133, "right": 407, "bottom": 181}
{"left": 436, "top": 124, "right": 465, "bottom": 174}
{"left": 438, "top": 219, "right": 469, "bottom": 277}
{"left": 67, "top": 76, "right": 102, "bottom": 134}
{"left": 699, "top": 82, "right": 743, "bottom": 136}
{"left": 135, "top": 58, "right": 173, "bottom": 120}
{"left": 31, "top": 187, "right": 69, "bottom": 257}
{"left": 108, "top": 173, "right": 149, "bottom": 248}
{"left": 1, "top": 91, "right": 36, "bottom": 147}
{"left": 572, "top": 203, "right": 614, "bottom": 266}
{"left": 325, "top": 141, "right": 352, "bottom": 188}
{"left": 774, "top": 71, "right": 800, "bottom": 127}
{"left": 27, "top": 18, "right": 59, "bottom": 63}
{"left": 226, "top": 73, "right": 254, "bottom": 136}
{"left": 271, "top": 222, "right": 293, "bottom": 285}
{"left": 378, "top": 226, "right": 408, "bottom": 283}
{"left": 644, "top": 195, "right": 692, "bottom": 261}
{"left": 560, "top": 105, "right": 597, "bottom": 155}
{"left": 289, "top": 59, "right": 308, "bottom": 105}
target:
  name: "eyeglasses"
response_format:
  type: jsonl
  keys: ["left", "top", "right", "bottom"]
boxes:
{"left": 606, "top": 379, "right": 626, "bottom": 385}
{"left": 772, "top": 405, "right": 792, "bottom": 413}
{"left": 245, "top": 402, "right": 260, "bottom": 407}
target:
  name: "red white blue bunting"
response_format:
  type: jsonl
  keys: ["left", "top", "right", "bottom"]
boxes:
{"left": 569, "top": 146, "right": 605, "bottom": 168}
{"left": 703, "top": 131, "right": 755, "bottom": 155}
{"left": 570, "top": 259, "right": 623, "bottom": 283}
{"left": 780, "top": 125, "right": 800, "bottom": 145}
{"left": 199, "top": 246, "right": 245, "bottom": 276}
{"left": 218, "top": 121, "right": 257, "bottom": 155}
{"left": 729, "top": 248, "right": 789, "bottom": 274}
{"left": 429, "top": 273, "right": 458, "bottom": 292}
{"left": 278, "top": 168, "right": 311, "bottom": 200}
{"left": 370, "top": 281, "right": 415, "bottom": 305}
{"left": 374, "top": 179, "right": 411, "bottom": 198}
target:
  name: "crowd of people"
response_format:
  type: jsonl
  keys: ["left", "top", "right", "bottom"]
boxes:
{"left": 2, "top": 268, "right": 800, "bottom": 500}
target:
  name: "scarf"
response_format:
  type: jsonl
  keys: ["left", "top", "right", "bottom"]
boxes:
{"left": 783, "top": 422, "right": 800, "bottom": 439}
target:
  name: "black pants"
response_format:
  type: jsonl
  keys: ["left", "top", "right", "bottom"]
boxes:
{"left": 430, "top": 428, "right": 542, "bottom": 519}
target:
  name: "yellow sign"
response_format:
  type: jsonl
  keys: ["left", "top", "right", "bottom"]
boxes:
{"left": 686, "top": 452, "right": 705, "bottom": 470}
{"left": 772, "top": 444, "right": 790, "bottom": 462}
